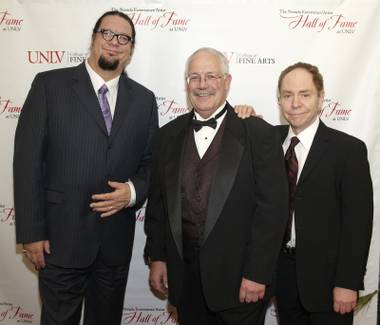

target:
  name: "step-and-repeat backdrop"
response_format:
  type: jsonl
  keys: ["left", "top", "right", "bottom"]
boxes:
{"left": 0, "top": 1, "right": 379, "bottom": 324}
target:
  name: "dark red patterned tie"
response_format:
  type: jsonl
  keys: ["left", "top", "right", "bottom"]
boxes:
{"left": 284, "top": 136, "right": 300, "bottom": 246}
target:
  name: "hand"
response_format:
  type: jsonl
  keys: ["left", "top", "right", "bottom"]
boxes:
{"left": 23, "top": 240, "right": 50, "bottom": 270}
{"left": 333, "top": 287, "right": 357, "bottom": 314}
{"left": 239, "top": 278, "right": 265, "bottom": 303}
{"left": 149, "top": 261, "right": 168, "bottom": 295}
{"left": 90, "top": 181, "right": 131, "bottom": 217}
{"left": 234, "top": 105, "right": 262, "bottom": 119}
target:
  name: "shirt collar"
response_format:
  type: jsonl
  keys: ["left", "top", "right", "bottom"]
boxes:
{"left": 285, "top": 117, "right": 320, "bottom": 150}
{"left": 193, "top": 101, "right": 227, "bottom": 121}
{"left": 85, "top": 59, "right": 120, "bottom": 94}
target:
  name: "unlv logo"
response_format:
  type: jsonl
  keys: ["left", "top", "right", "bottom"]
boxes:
{"left": 27, "top": 51, "right": 66, "bottom": 64}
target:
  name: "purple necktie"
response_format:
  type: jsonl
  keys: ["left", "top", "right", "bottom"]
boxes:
{"left": 98, "top": 84, "right": 112, "bottom": 135}
{"left": 283, "top": 136, "right": 300, "bottom": 245}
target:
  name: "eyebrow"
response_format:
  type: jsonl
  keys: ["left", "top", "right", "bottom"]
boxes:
{"left": 281, "top": 89, "right": 312, "bottom": 94}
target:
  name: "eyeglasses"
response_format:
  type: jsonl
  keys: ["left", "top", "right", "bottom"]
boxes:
{"left": 96, "top": 29, "right": 133, "bottom": 45}
{"left": 186, "top": 73, "right": 225, "bottom": 86}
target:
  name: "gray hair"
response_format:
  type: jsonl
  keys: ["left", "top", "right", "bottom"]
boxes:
{"left": 185, "top": 47, "right": 229, "bottom": 76}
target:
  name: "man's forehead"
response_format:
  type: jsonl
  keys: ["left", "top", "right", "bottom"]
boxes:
{"left": 100, "top": 16, "right": 132, "bottom": 32}
{"left": 188, "top": 56, "right": 221, "bottom": 72}
{"left": 281, "top": 87, "right": 314, "bottom": 93}
{"left": 281, "top": 73, "right": 316, "bottom": 90}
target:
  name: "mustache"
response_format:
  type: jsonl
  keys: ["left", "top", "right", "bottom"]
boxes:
{"left": 192, "top": 90, "right": 216, "bottom": 97}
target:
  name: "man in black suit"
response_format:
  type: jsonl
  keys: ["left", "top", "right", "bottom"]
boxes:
{"left": 13, "top": 10, "right": 158, "bottom": 325}
{"left": 275, "top": 62, "right": 373, "bottom": 325}
{"left": 144, "top": 47, "right": 288, "bottom": 325}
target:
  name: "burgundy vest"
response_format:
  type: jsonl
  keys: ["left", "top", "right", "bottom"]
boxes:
{"left": 181, "top": 120, "right": 226, "bottom": 252}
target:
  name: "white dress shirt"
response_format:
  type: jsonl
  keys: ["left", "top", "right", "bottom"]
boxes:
{"left": 193, "top": 102, "right": 227, "bottom": 159}
{"left": 282, "top": 117, "right": 319, "bottom": 247}
{"left": 85, "top": 60, "right": 119, "bottom": 117}
{"left": 85, "top": 60, "right": 136, "bottom": 207}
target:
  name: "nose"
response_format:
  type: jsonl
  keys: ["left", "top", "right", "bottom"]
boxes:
{"left": 292, "top": 95, "right": 301, "bottom": 108}
{"left": 198, "top": 76, "right": 208, "bottom": 88}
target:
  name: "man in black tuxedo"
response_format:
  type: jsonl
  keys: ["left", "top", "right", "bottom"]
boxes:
{"left": 144, "top": 47, "right": 288, "bottom": 325}
{"left": 13, "top": 10, "right": 158, "bottom": 325}
{"left": 275, "top": 62, "right": 373, "bottom": 325}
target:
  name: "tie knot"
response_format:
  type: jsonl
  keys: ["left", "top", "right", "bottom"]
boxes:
{"left": 289, "top": 136, "right": 300, "bottom": 149}
{"left": 98, "top": 84, "right": 109, "bottom": 96}
{"left": 285, "top": 136, "right": 300, "bottom": 161}
{"left": 191, "top": 118, "right": 217, "bottom": 132}
{"left": 191, "top": 105, "right": 227, "bottom": 132}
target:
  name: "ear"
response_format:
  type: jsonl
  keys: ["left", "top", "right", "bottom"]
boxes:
{"left": 89, "top": 33, "right": 96, "bottom": 52}
{"left": 127, "top": 44, "right": 135, "bottom": 65}
{"left": 225, "top": 74, "right": 232, "bottom": 90}
{"left": 318, "top": 90, "right": 325, "bottom": 109}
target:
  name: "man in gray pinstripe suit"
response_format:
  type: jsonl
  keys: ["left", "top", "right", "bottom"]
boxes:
{"left": 13, "top": 10, "right": 158, "bottom": 325}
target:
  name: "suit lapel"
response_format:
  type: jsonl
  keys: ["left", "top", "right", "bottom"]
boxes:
{"left": 203, "top": 105, "right": 245, "bottom": 244}
{"left": 110, "top": 73, "right": 135, "bottom": 140}
{"left": 72, "top": 63, "right": 108, "bottom": 136}
{"left": 164, "top": 114, "right": 192, "bottom": 258}
{"left": 298, "top": 121, "right": 330, "bottom": 186}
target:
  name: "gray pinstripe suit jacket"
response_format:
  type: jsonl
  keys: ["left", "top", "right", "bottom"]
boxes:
{"left": 14, "top": 62, "right": 158, "bottom": 267}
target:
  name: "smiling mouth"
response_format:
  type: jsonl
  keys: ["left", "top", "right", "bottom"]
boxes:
{"left": 194, "top": 91, "right": 215, "bottom": 97}
{"left": 288, "top": 113, "right": 305, "bottom": 117}
{"left": 104, "top": 48, "right": 119, "bottom": 55}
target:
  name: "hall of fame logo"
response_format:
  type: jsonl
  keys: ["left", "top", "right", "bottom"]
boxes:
{"left": 27, "top": 50, "right": 87, "bottom": 65}
{"left": 0, "top": 10, "right": 23, "bottom": 32}
{"left": 156, "top": 96, "right": 189, "bottom": 125}
{"left": 279, "top": 9, "right": 358, "bottom": 34}
{"left": 0, "top": 96, "right": 21, "bottom": 119}
{"left": 0, "top": 204, "right": 14, "bottom": 226}
{"left": 122, "top": 307, "right": 177, "bottom": 325}
{"left": 320, "top": 98, "right": 352, "bottom": 121}
{"left": 0, "top": 302, "right": 34, "bottom": 323}
{"left": 112, "top": 7, "right": 191, "bottom": 32}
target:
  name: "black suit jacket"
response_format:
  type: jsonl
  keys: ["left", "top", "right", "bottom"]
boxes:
{"left": 14, "top": 62, "right": 158, "bottom": 268}
{"left": 277, "top": 121, "right": 373, "bottom": 312}
{"left": 145, "top": 104, "right": 288, "bottom": 311}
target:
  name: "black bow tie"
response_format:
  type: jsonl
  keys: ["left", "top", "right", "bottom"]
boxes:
{"left": 191, "top": 118, "right": 217, "bottom": 131}
{"left": 191, "top": 105, "right": 227, "bottom": 132}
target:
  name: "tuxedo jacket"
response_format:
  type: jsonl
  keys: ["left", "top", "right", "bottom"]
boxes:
{"left": 14, "top": 62, "right": 158, "bottom": 268}
{"left": 145, "top": 104, "right": 288, "bottom": 311}
{"left": 277, "top": 121, "right": 373, "bottom": 312}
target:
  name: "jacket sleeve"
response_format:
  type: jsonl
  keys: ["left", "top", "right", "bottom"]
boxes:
{"left": 129, "top": 92, "right": 159, "bottom": 207}
{"left": 334, "top": 139, "right": 373, "bottom": 290}
{"left": 242, "top": 118, "right": 289, "bottom": 284}
{"left": 144, "top": 127, "right": 167, "bottom": 262}
{"left": 13, "top": 73, "right": 48, "bottom": 244}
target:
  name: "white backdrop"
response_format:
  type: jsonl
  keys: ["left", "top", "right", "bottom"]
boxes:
{"left": 0, "top": 1, "right": 379, "bottom": 324}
